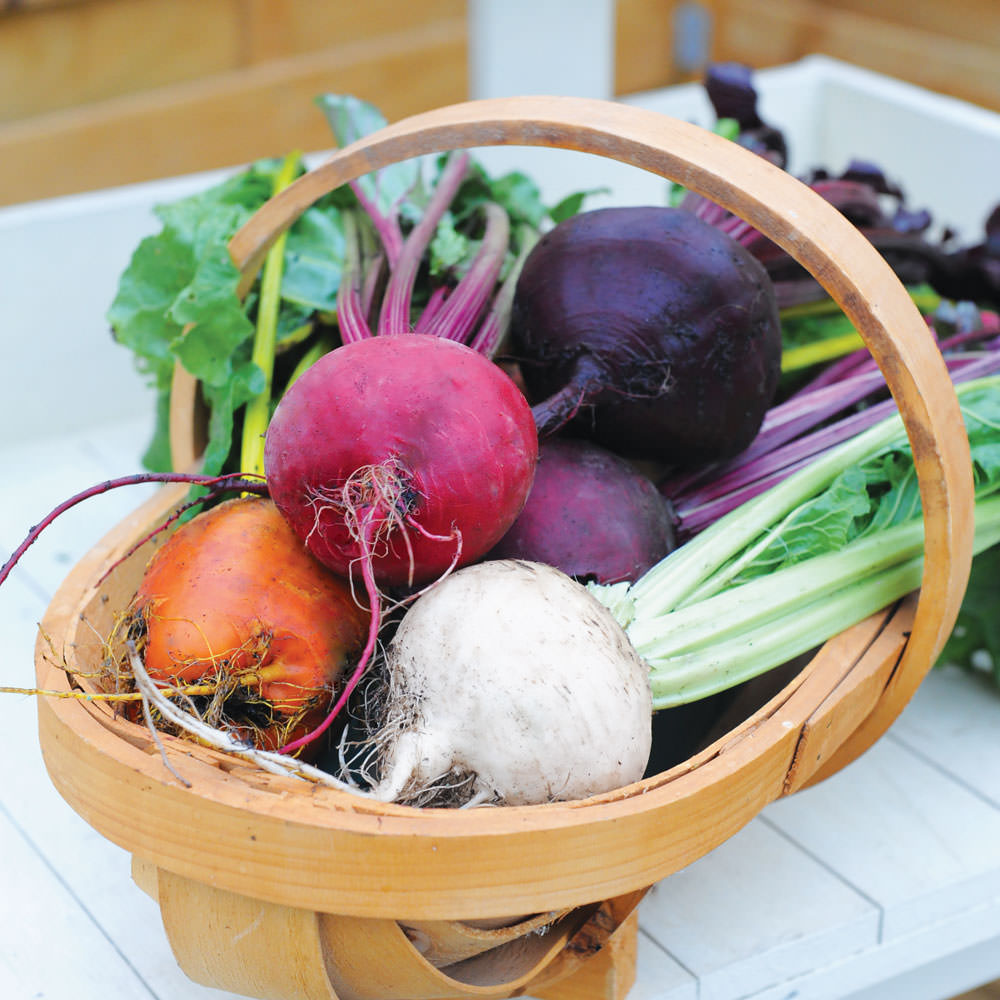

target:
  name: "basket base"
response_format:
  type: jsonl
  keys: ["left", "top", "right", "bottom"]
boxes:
{"left": 132, "top": 857, "right": 641, "bottom": 1000}
{"left": 533, "top": 910, "right": 637, "bottom": 1000}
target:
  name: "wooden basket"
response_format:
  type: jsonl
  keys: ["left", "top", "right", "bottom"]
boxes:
{"left": 35, "top": 96, "right": 974, "bottom": 1000}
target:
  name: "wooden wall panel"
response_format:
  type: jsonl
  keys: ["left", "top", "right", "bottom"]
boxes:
{"left": 4, "top": 0, "right": 998, "bottom": 205}
{"left": 614, "top": 0, "right": 679, "bottom": 96}
{"left": 0, "top": 20, "right": 468, "bottom": 205}
{"left": 0, "top": 1, "right": 468, "bottom": 205}
{"left": 0, "top": 0, "right": 241, "bottom": 122}
{"left": 816, "top": 0, "right": 1000, "bottom": 46}
{"left": 710, "top": 0, "right": 1000, "bottom": 112}
{"left": 614, "top": 0, "right": 1000, "bottom": 113}
{"left": 239, "top": 0, "right": 466, "bottom": 62}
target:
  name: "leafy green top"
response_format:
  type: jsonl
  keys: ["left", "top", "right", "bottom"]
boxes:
{"left": 108, "top": 94, "right": 589, "bottom": 475}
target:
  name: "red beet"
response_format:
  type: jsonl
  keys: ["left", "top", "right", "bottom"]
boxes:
{"left": 489, "top": 437, "right": 676, "bottom": 584}
{"left": 263, "top": 334, "right": 538, "bottom": 589}
{"left": 510, "top": 206, "right": 782, "bottom": 465}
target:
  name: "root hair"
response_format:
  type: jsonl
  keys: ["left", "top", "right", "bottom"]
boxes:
{"left": 335, "top": 659, "right": 493, "bottom": 809}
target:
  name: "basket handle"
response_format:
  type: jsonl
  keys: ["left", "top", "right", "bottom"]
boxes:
{"left": 228, "top": 95, "right": 974, "bottom": 752}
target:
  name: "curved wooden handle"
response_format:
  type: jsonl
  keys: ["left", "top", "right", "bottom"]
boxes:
{"left": 229, "top": 95, "right": 974, "bottom": 744}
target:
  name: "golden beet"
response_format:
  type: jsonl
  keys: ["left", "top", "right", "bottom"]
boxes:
{"left": 128, "top": 496, "right": 369, "bottom": 751}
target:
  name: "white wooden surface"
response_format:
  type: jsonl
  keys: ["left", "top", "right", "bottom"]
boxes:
{"left": 3, "top": 55, "right": 1000, "bottom": 1000}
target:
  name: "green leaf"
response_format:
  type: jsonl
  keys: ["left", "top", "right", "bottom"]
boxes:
{"left": 940, "top": 542, "right": 1000, "bottom": 687}
{"left": 448, "top": 164, "right": 540, "bottom": 229}
{"left": 106, "top": 162, "right": 288, "bottom": 471}
{"left": 314, "top": 93, "right": 420, "bottom": 214}
{"left": 937, "top": 385, "right": 1000, "bottom": 686}
{"left": 728, "top": 465, "right": 874, "bottom": 583}
{"left": 275, "top": 304, "right": 316, "bottom": 344}
{"left": 107, "top": 227, "right": 194, "bottom": 388}
{"left": 199, "top": 359, "right": 266, "bottom": 477}
{"left": 280, "top": 203, "right": 345, "bottom": 311}
{"left": 167, "top": 207, "right": 256, "bottom": 388}
{"left": 429, "top": 212, "right": 473, "bottom": 277}
{"left": 965, "top": 392, "right": 1000, "bottom": 494}
{"left": 154, "top": 162, "right": 275, "bottom": 238}
{"left": 550, "top": 188, "right": 608, "bottom": 224}
{"left": 858, "top": 452, "right": 921, "bottom": 534}
{"left": 480, "top": 171, "right": 548, "bottom": 228}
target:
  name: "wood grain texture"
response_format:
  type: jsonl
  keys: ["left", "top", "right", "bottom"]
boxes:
{"left": 0, "top": 0, "right": 467, "bottom": 120}
{"left": 956, "top": 982, "right": 1000, "bottom": 999}
{"left": 614, "top": 0, "right": 680, "bottom": 96}
{"left": 399, "top": 911, "right": 573, "bottom": 967}
{"left": 784, "top": 599, "right": 908, "bottom": 792}
{"left": 534, "top": 909, "right": 639, "bottom": 1000}
{"left": 614, "top": 0, "right": 1000, "bottom": 112}
{"left": 0, "top": 0, "right": 242, "bottom": 122}
{"left": 708, "top": 0, "right": 1000, "bottom": 113}
{"left": 239, "top": 0, "right": 466, "bottom": 63}
{"left": 0, "top": 4, "right": 468, "bottom": 205}
{"left": 149, "top": 861, "right": 635, "bottom": 998}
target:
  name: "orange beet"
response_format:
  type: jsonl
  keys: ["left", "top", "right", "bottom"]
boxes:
{"left": 129, "top": 496, "right": 369, "bottom": 750}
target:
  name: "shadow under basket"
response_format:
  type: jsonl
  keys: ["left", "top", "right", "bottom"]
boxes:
{"left": 35, "top": 96, "right": 974, "bottom": 1000}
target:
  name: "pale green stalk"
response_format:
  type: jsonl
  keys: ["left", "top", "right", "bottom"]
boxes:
{"left": 627, "top": 516, "right": 929, "bottom": 658}
{"left": 588, "top": 376, "right": 1000, "bottom": 711}
{"left": 640, "top": 496, "right": 1000, "bottom": 709}
{"left": 626, "top": 409, "right": 909, "bottom": 620}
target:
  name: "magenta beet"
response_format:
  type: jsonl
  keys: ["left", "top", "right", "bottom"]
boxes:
{"left": 264, "top": 334, "right": 538, "bottom": 589}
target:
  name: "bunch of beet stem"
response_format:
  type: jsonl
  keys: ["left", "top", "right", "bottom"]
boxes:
{"left": 664, "top": 313, "right": 1000, "bottom": 540}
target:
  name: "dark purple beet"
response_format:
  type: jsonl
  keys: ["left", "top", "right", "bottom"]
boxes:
{"left": 488, "top": 437, "right": 676, "bottom": 584}
{"left": 509, "top": 206, "right": 782, "bottom": 465}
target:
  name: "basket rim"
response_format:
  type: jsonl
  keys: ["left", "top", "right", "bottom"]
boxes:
{"left": 34, "top": 452, "right": 914, "bottom": 919}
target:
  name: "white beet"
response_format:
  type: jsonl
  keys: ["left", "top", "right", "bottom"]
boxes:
{"left": 369, "top": 559, "right": 653, "bottom": 807}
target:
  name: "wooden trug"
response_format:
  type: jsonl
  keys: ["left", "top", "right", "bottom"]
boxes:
{"left": 35, "top": 96, "right": 974, "bottom": 1000}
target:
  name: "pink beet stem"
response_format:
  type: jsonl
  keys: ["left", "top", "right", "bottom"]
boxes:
{"left": 377, "top": 152, "right": 470, "bottom": 336}
{"left": 348, "top": 178, "right": 403, "bottom": 268}
{"left": 422, "top": 202, "right": 510, "bottom": 345}
{"left": 337, "top": 212, "right": 374, "bottom": 342}
{"left": 279, "top": 512, "right": 383, "bottom": 755}
{"left": 1, "top": 473, "right": 266, "bottom": 588}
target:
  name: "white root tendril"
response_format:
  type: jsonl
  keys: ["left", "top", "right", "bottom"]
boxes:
{"left": 305, "top": 459, "right": 462, "bottom": 598}
{"left": 307, "top": 459, "right": 411, "bottom": 547}
{"left": 125, "top": 641, "right": 373, "bottom": 794}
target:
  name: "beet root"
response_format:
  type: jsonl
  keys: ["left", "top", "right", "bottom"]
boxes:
{"left": 488, "top": 437, "right": 676, "bottom": 584}
{"left": 509, "top": 206, "right": 782, "bottom": 465}
{"left": 263, "top": 335, "right": 539, "bottom": 588}
{"left": 125, "top": 496, "right": 369, "bottom": 754}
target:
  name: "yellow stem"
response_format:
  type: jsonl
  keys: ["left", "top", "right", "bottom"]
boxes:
{"left": 781, "top": 330, "right": 865, "bottom": 373}
{"left": 240, "top": 150, "right": 302, "bottom": 479}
